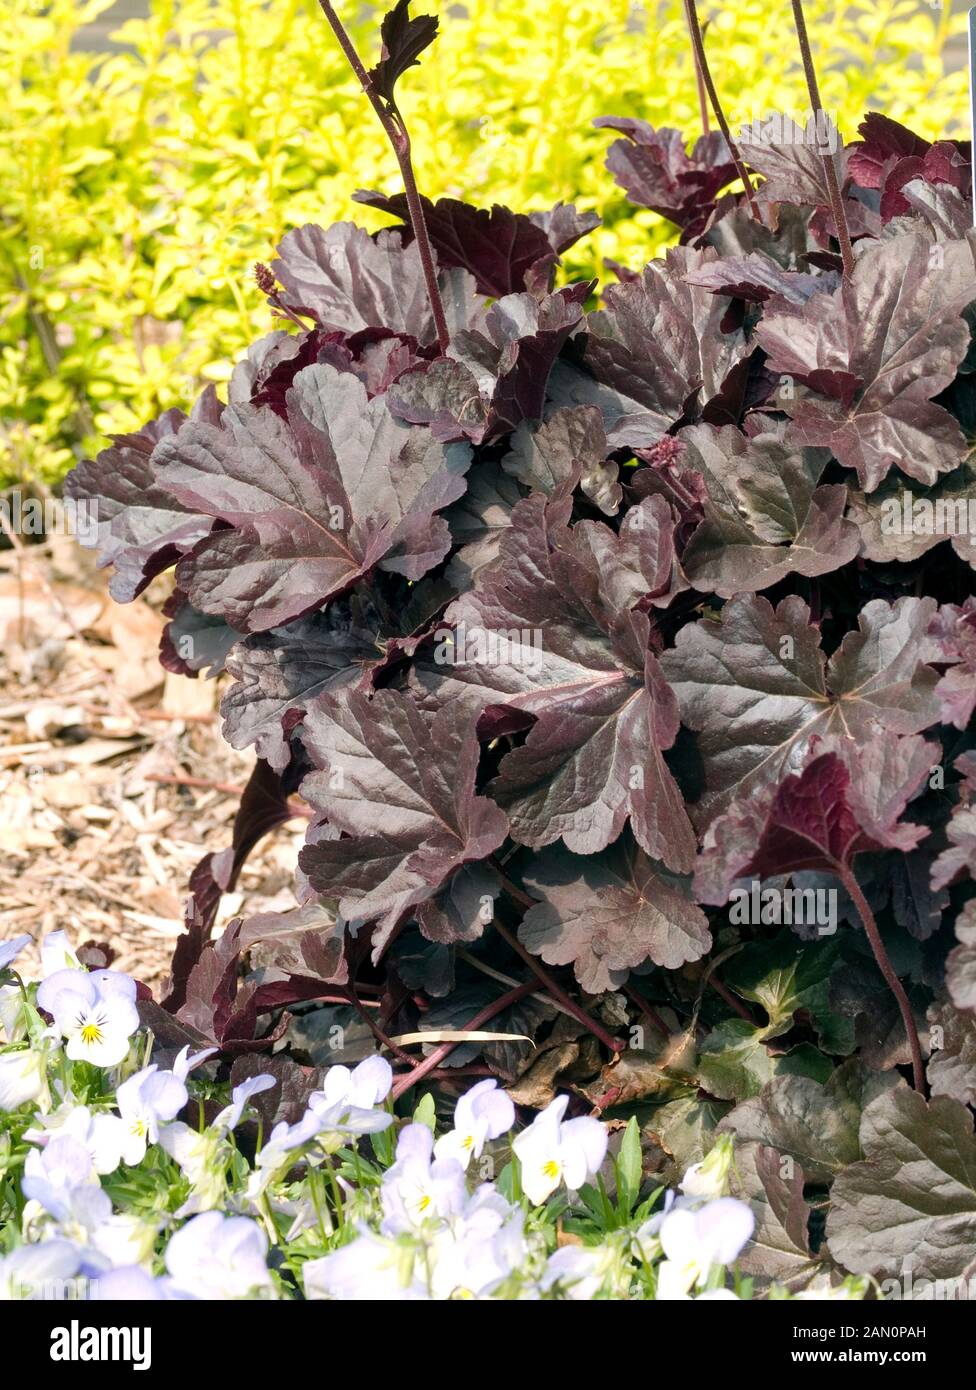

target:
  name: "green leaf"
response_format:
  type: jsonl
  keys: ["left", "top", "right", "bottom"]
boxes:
{"left": 411, "top": 1092, "right": 437, "bottom": 1131}
{"left": 698, "top": 1018, "right": 831, "bottom": 1101}
{"left": 615, "top": 1116, "right": 642, "bottom": 1217}
{"left": 723, "top": 932, "right": 854, "bottom": 1053}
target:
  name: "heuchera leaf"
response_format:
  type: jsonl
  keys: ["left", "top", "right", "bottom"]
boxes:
{"left": 353, "top": 191, "right": 594, "bottom": 297}
{"left": 152, "top": 363, "right": 470, "bottom": 633}
{"left": 416, "top": 492, "right": 696, "bottom": 869}
{"left": 502, "top": 406, "right": 622, "bottom": 516}
{"left": 740, "top": 116, "right": 846, "bottom": 212}
{"left": 718, "top": 1059, "right": 904, "bottom": 1184}
{"left": 64, "top": 401, "right": 217, "bottom": 603}
{"left": 159, "top": 591, "right": 243, "bottom": 679}
{"left": 389, "top": 285, "right": 589, "bottom": 444}
{"left": 677, "top": 422, "right": 859, "bottom": 596}
{"left": 594, "top": 120, "right": 738, "bottom": 241}
{"left": 298, "top": 689, "right": 509, "bottom": 957}
{"left": 928, "top": 598, "right": 976, "bottom": 731}
{"left": 827, "top": 1087, "right": 976, "bottom": 1282}
{"left": 367, "top": 0, "right": 438, "bottom": 110}
{"left": 220, "top": 605, "right": 379, "bottom": 773}
{"left": 270, "top": 222, "right": 478, "bottom": 345}
{"left": 729, "top": 1143, "right": 819, "bottom": 1284}
{"left": 549, "top": 246, "right": 749, "bottom": 448}
{"left": 755, "top": 233, "right": 976, "bottom": 491}
{"left": 694, "top": 737, "right": 935, "bottom": 906}
{"left": 661, "top": 594, "right": 941, "bottom": 827}
{"left": 931, "top": 753, "right": 976, "bottom": 893}
{"left": 519, "top": 833, "right": 710, "bottom": 992}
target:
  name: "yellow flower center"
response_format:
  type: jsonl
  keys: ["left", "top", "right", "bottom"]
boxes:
{"left": 461, "top": 1134, "right": 474, "bottom": 1151}
{"left": 542, "top": 1159, "right": 560, "bottom": 1180}
{"left": 80, "top": 1023, "right": 103, "bottom": 1046}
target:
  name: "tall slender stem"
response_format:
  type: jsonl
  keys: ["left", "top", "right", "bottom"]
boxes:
{"left": 682, "top": 0, "right": 710, "bottom": 135}
{"left": 839, "top": 864, "right": 925, "bottom": 1093}
{"left": 315, "top": 0, "right": 450, "bottom": 352}
{"left": 790, "top": 0, "right": 855, "bottom": 279}
{"left": 683, "top": 0, "right": 761, "bottom": 221}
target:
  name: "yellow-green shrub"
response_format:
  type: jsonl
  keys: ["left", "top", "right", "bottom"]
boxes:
{"left": 0, "top": 0, "right": 967, "bottom": 484}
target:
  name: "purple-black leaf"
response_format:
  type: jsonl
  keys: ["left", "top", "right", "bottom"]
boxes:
{"left": 152, "top": 364, "right": 470, "bottom": 633}
{"left": 520, "top": 834, "right": 710, "bottom": 992}
{"left": 298, "top": 690, "right": 509, "bottom": 958}
{"left": 755, "top": 233, "right": 976, "bottom": 491}
{"left": 368, "top": 0, "right": 438, "bottom": 109}
{"left": 661, "top": 594, "right": 941, "bottom": 828}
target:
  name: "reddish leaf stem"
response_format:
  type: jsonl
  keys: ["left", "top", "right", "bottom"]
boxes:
{"left": 622, "top": 982, "right": 670, "bottom": 1037}
{"left": 390, "top": 982, "right": 537, "bottom": 1100}
{"left": 789, "top": 0, "right": 855, "bottom": 279}
{"left": 492, "top": 917, "right": 622, "bottom": 1055}
{"left": 683, "top": 0, "right": 761, "bottom": 221}
{"left": 707, "top": 973, "right": 756, "bottom": 1024}
{"left": 315, "top": 0, "right": 450, "bottom": 352}
{"left": 839, "top": 864, "right": 925, "bottom": 1093}
{"left": 344, "top": 986, "right": 418, "bottom": 1066}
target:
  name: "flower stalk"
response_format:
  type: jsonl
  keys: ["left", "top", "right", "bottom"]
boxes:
{"left": 790, "top": 0, "right": 855, "bottom": 278}
{"left": 683, "top": 0, "right": 761, "bottom": 221}
{"left": 314, "top": 0, "right": 451, "bottom": 353}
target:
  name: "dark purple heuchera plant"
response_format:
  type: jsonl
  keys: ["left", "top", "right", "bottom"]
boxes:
{"left": 67, "top": 0, "right": 976, "bottom": 1289}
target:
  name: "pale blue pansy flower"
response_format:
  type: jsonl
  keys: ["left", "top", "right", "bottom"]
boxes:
{"left": 163, "top": 1212, "right": 274, "bottom": 1300}
{"left": 0, "top": 934, "right": 31, "bottom": 973}
{"left": 0, "top": 1240, "right": 81, "bottom": 1300}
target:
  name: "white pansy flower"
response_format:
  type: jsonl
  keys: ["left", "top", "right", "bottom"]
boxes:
{"left": 381, "top": 1124, "right": 466, "bottom": 1234}
{"left": 37, "top": 969, "right": 139, "bottom": 1068}
{"left": 656, "top": 1197, "right": 754, "bottom": 1299}
{"left": 164, "top": 1212, "right": 274, "bottom": 1300}
{"left": 309, "top": 1055, "right": 393, "bottom": 1111}
{"left": 212, "top": 1072, "right": 276, "bottom": 1133}
{"left": 114, "top": 1064, "right": 188, "bottom": 1166}
{"left": 304, "top": 1230, "right": 429, "bottom": 1301}
{"left": 0, "top": 1049, "right": 48, "bottom": 1112}
{"left": 679, "top": 1135, "right": 735, "bottom": 1199}
{"left": 40, "top": 930, "right": 81, "bottom": 977}
{"left": 511, "top": 1095, "right": 608, "bottom": 1205}
{"left": 157, "top": 1122, "right": 229, "bottom": 1215}
{"left": 433, "top": 1078, "right": 514, "bottom": 1170}
{"left": 0, "top": 986, "right": 28, "bottom": 1044}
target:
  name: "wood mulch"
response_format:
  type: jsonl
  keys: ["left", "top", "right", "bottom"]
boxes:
{"left": 0, "top": 520, "right": 305, "bottom": 994}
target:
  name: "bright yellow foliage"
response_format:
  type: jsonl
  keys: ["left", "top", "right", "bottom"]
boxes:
{"left": 0, "top": 0, "right": 967, "bottom": 483}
